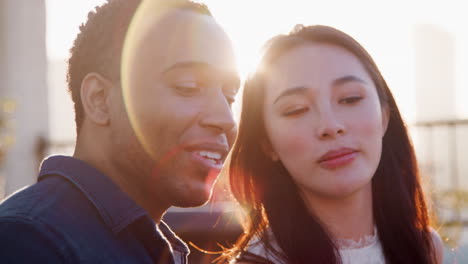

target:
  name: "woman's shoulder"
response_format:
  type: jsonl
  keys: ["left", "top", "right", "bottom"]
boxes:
{"left": 231, "top": 229, "right": 286, "bottom": 264}
{"left": 429, "top": 227, "right": 444, "bottom": 264}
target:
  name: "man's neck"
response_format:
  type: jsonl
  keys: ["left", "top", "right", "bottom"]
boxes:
{"left": 73, "top": 136, "right": 169, "bottom": 223}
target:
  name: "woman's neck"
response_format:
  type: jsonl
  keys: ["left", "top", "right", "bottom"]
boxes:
{"left": 301, "top": 183, "right": 375, "bottom": 241}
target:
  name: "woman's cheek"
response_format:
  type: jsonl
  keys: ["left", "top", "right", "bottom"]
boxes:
{"left": 273, "top": 129, "right": 310, "bottom": 158}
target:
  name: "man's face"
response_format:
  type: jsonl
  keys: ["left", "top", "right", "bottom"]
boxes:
{"left": 112, "top": 9, "right": 239, "bottom": 209}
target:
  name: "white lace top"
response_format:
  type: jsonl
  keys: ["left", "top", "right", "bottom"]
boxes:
{"left": 243, "top": 228, "right": 385, "bottom": 264}
{"left": 337, "top": 229, "right": 385, "bottom": 264}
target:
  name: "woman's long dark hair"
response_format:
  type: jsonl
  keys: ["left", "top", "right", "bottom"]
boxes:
{"left": 222, "top": 25, "right": 436, "bottom": 264}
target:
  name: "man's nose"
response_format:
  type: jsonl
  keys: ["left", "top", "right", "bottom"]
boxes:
{"left": 199, "top": 91, "right": 236, "bottom": 135}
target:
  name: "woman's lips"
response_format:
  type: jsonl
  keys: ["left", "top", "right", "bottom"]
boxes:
{"left": 318, "top": 149, "right": 358, "bottom": 170}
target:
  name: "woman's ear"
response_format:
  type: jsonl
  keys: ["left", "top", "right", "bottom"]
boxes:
{"left": 80, "top": 73, "right": 113, "bottom": 126}
{"left": 381, "top": 104, "right": 390, "bottom": 137}
{"left": 261, "top": 140, "right": 279, "bottom": 162}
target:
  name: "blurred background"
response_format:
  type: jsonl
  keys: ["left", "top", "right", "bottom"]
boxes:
{"left": 0, "top": 0, "right": 467, "bottom": 263}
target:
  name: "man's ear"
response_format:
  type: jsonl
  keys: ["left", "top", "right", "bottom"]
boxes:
{"left": 261, "top": 140, "right": 279, "bottom": 162}
{"left": 80, "top": 73, "right": 113, "bottom": 126}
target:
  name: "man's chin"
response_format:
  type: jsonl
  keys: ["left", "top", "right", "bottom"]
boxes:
{"left": 173, "top": 186, "right": 214, "bottom": 208}
{"left": 177, "top": 200, "right": 209, "bottom": 208}
{"left": 174, "top": 196, "right": 210, "bottom": 208}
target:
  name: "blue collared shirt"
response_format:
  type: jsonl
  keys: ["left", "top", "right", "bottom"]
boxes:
{"left": 0, "top": 155, "right": 189, "bottom": 263}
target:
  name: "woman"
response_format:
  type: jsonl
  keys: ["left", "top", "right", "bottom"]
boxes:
{"left": 223, "top": 25, "right": 443, "bottom": 263}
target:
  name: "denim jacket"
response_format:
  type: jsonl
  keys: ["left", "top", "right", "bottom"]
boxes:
{"left": 0, "top": 155, "right": 189, "bottom": 263}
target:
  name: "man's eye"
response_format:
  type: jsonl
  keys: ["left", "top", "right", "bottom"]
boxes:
{"left": 174, "top": 82, "right": 200, "bottom": 94}
{"left": 224, "top": 91, "right": 237, "bottom": 106}
{"left": 225, "top": 95, "right": 235, "bottom": 106}
{"left": 283, "top": 107, "right": 308, "bottom": 117}
{"left": 223, "top": 85, "right": 239, "bottom": 106}
{"left": 339, "top": 96, "right": 363, "bottom": 104}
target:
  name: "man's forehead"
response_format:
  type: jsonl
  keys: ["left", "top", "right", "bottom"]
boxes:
{"left": 129, "top": 9, "right": 237, "bottom": 74}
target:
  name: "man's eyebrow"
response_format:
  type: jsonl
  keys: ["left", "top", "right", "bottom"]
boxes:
{"left": 332, "top": 75, "right": 367, "bottom": 87}
{"left": 273, "top": 86, "right": 309, "bottom": 104}
{"left": 162, "top": 61, "right": 211, "bottom": 73}
{"left": 162, "top": 61, "right": 240, "bottom": 88}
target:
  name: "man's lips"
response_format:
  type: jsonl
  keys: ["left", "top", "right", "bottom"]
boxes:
{"left": 185, "top": 143, "right": 229, "bottom": 170}
{"left": 191, "top": 151, "right": 223, "bottom": 169}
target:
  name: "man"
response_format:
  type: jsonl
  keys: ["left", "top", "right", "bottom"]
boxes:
{"left": 0, "top": 0, "right": 239, "bottom": 263}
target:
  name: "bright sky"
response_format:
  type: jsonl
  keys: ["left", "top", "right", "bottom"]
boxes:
{"left": 46, "top": 0, "right": 468, "bottom": 141}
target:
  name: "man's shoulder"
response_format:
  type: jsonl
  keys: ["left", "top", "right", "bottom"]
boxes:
{"left": 0, "top": 213, "right": 72, "bottom": 262}
{"left": 0, "top": 175, "right": 86, "bottom": 222}
{"left": 0, "top": 176, "right": 79, "bottom": 262}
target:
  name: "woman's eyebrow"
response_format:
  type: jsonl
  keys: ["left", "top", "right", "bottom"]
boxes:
{"left": 273, "top": 86, "right": 308, "bottom": 105}
{"left": 332, "top": 75, "right": 367, "bottom": 87}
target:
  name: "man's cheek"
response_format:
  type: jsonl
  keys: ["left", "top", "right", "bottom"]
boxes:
{"left": 227, "top": 127, "right": 238, "bottom": 147}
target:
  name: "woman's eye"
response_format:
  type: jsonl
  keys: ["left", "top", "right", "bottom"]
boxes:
{"left": 283, "top": 107, "right": 309, "bottom": 117}
{"left": 339, "top": 96, "right": 363, "bottom": 104}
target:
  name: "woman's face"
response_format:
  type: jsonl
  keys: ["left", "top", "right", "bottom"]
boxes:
{"left": 263, "top": 43, "right": 388, "bottom": 200}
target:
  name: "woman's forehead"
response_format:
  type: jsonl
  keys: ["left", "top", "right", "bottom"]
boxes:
{"left": 263, "top": 44, "right": 372, "bottom": 97}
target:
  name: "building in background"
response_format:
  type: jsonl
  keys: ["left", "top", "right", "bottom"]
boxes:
{"left": 414, "top": 24, "right": 456, "bottom": 122}
{"left": 0, "top": 0, "right": 48, "bottom": 197}
{"left": 413, "top": 24, "right": 468, "bottom": 192}
{"left": 47, "top": 58, "right": 76, "bottom": 154}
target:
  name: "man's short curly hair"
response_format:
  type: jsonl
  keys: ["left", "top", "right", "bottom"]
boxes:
{"left": 67, "top": 0, "right": 212, "bottom": 134}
